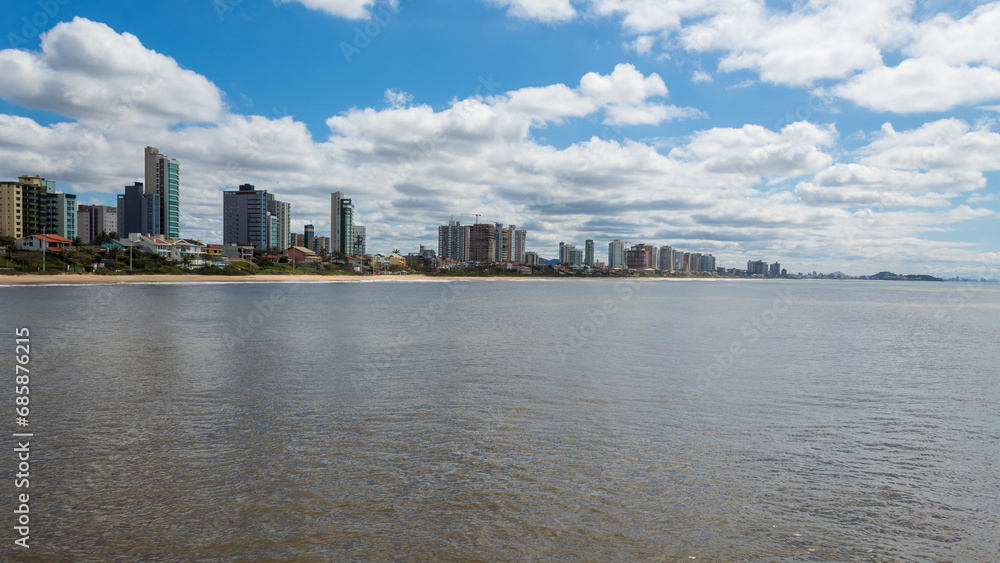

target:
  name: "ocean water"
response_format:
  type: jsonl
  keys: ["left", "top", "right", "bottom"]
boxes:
{"left": 1, "top": 278, "right": 998, "bottom": 561}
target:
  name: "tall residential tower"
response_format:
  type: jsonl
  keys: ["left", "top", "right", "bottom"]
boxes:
{"left": 144, "top": 146, "right": 179, "bottom": 238}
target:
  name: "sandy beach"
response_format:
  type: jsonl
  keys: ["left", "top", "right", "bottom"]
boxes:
{"left": 0, "top": 273, "right": 442, "bottom": 285}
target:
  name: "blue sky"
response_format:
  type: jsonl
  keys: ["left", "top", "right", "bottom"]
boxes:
{"left": 1, "top": 0, "right": 998, "bottom": 276}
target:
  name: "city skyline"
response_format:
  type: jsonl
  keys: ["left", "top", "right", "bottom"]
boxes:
{"left": 0, "top": 2, "right": 998, "bottom": 277}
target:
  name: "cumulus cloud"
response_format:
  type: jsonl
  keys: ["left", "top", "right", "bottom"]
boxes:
{"left": 795, "top": 164, "right": 984, "bottom": 207}
{"left": 829, "top": 59, "right": 1000, "bottom": 113}
{"left": 277, "top": 0, "right": 398, "bottom": 20}
{"left": 670, "top": 121, "right": 837, "bottom": 178}
{"left": 0, "top": 18, "right": 224, "bottom": 127}
{"left": 860, "top": 119, "right": 1000, "bottom": 171}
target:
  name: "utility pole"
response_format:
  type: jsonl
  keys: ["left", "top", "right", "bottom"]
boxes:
{"left": 42, "top": 233, "right": 45, "bottom": 272}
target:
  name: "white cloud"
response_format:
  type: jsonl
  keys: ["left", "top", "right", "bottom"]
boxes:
{"left": 277, "top": 0, "right": 398, "bottom": 20}
{"left": 485, "top": 0, "right": 577, "bottom": 23}
{"left": 691, "top": 70, "right": 712, "bottom": 83}
{"left": 626, "top": 35, "right": 655, "bottom": 54}
{"left": 829, "top": 59, "right": 1000, "bottom": 113}
{"left": 795, "top": 164, "right": 984, "bottom": 207}
{"left": 860, "top": 119, "right": 1000, "bottom": 171}
{"left": 0, "top": 18, "right": 223, "bottom": 126}
{"left": 905, "top": 3, "right": 1000, "bottom": 67}
{"left": 671, "top": 121, "right": 837, "bottom": 178}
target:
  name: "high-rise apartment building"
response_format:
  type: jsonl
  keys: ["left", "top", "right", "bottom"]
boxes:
{"left": 673, "top": 250, "right": 684, "bottom": 270}
{"left": 625, "top": 245, "right": 648, "bottom": 269}
{"left": 330, "top": 192, "right": 354, "bottom": 255}
{"left": 223, "top": 184, "right": 275, "bottom": 249}
{"left": 0, "top": 175, "right": 76, "bottom": 239}
{"left": 78, "top": 205, "right": 118, "bottom": 243}
{"left": 559, "top": 242, "right": 583, "bottom": 266}
{"left": 117, "top": 182, "right": 151, "bottom": 237}
{"left": 659, "top": 246, "right": 674, "bottom": 271}
{"left": 144, "top": 146, "right": 179, "bottom": 238}
{"left": 304, "top": 224, "right": 315, "bottom": 252}
{"left": 512, "top": 228, "right": 526, "bottom": 263}
{"left": 0, "top": 180, "right": 24, "bottom": 238}
{"left": 50, "top": 192, "right": 77, "bottom": 240}
{"left": 438, "top": 219, "right": 470, "bottom": 261}
{"left": 584, "top": 239, "right": 594, "bottom": 266}
{"left": 266, "top": 193, "right": 291, "bottom": 251}
{"left": 468, "top": 223, "right": 496, "bottom": 262}
{"left": 608, "top": 240, "right": 625, "bottom": 269}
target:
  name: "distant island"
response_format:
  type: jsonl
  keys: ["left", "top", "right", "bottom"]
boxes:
{"left": 866, "top": 271, "right": 943, "bottom": 282}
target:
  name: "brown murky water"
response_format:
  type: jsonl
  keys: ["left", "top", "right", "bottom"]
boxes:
{"left": 3, "top": 279, "right": 999, "bottom": 561}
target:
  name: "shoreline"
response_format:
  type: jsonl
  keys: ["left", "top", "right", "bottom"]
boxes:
{"left": 0, "top": 272, "right": 745, "bottom": 285}
{"left": 0, "top": 273, "right": 440, "bottom": 285}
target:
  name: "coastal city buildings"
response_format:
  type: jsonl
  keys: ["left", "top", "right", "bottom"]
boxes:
{"left": 144, "top": 146, "right": 180, "bottom": 239}
{"left": 438, "top": 219, "right": 526, "bottom": 263}
{"left": 3, "top": 147, "right": 778, "bottom": 276}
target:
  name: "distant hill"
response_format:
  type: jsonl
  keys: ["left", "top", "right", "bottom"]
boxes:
{"left": 869, "top": 271, "right": 943, "bottom": 281}
{"left": 540, "top": 258, "right": 560, "bottom": 266}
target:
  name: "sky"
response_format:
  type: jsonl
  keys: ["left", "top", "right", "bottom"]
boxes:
{"left": 0, "top": 0, "right": 998, "bottom": 276}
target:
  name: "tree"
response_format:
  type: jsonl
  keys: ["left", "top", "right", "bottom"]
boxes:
{"left": 72, "top": 236, "right": 83, "bottom": 251}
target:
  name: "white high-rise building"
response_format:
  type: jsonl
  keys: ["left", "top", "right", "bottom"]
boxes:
{"left": 608, "top": 240, "right": 626, "bottom": 269}
{"left": 266, "top": 194, "right": 291, "bottom": 251}
{"left": 512, "top": 228, "right": 526, "bottom": 263}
